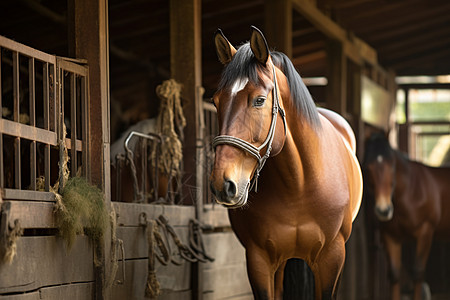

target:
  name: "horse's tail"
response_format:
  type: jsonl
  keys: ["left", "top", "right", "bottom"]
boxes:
{"left": 283, "top": 258, "right": 315, "bottom": 300}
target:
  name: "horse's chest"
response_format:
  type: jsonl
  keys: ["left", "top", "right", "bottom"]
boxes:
{"left": 229, "top": 207, "right": 334, "bottom": 261}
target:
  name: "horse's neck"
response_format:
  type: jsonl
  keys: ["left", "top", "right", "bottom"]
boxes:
{"left": 393, "top": 150, "right": 411, "bottom": 196}
{"left": 270, "top": 116, "right": 322, "bottom": 191}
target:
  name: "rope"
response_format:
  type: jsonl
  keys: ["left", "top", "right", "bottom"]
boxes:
{"left": 139, "top": 213, "right": 215, "bottom": 298}
{"left": 189, "top": 219, "right": 215, "bottom": 263}
{"left": 106, "top": 204, "right": 126, "bottom": 287}
{"left": 145, "top": 219, "right": 161, "bottom": 299}
{"left": 58, "top": 123, "right": 70, "bottom": 193}
{"left": 152, "top": 79, "right": 185, "bottom": 180}
{"left": 0, "top": 219, "right": 23, "bottom": 264}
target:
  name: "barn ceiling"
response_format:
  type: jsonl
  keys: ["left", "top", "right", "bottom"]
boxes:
{"left": 1, "top": 0, "right": 449, "bottom": 137}
{"left": 316, "top": 0, "right": 450, "bottom": 76}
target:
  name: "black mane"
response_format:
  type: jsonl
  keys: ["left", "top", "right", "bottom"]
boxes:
{"left": 218, "top": 43, "right": 321, "bottom": 128}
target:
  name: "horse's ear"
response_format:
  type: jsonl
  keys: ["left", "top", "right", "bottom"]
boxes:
{"left": 214, "top": 29, "right": 236, "bottom": 65}
{"left": 250, "top": 26, "right": 270, "bottom": 65}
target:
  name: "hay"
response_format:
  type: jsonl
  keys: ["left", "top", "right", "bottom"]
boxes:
{"left": 54, "top": 177, "right": 109, "bottom": 250}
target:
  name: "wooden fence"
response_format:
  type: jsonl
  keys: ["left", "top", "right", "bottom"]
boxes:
{"left": 0, "top": 35, "right": 92, "bottom": 299}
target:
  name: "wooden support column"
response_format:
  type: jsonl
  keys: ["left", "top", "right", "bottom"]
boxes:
{"left": 67, "top": 0, "right": 111, "bottom": 299}
{"left": 264, "top": 0, "right": 292, "bottom": 58}
{"left": 351, "top": 65, "right": 365, "bottom": 158}
{"left": 170, "top": 0, "right": 203, "bottom": 298}
{"left": 326, "top": 39, "right": 347, "bottom": 115}
{"left": 170, "top": 0, "right": 202, "bottom": 206}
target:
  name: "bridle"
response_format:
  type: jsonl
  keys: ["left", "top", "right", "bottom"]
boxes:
{"left": 212, "top": 65, "right": 286, "bottom": 192}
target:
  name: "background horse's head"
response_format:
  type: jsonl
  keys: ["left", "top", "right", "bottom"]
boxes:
{"left": 209, "top": 27, "right": 287, "bottom": 207}
{"left": 364, "top": 133, "right": 396, "bottom": 221}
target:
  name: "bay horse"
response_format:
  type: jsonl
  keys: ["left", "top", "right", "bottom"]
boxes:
{"left": 364, "top": 132, "right": 450, "bottom": 300}
{"left": 209, "top": 26, "right": 363, "bottom": 300}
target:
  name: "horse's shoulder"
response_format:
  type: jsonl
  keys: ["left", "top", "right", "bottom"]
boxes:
{"left": 317, "top": 107, "right": 362, "bottom": 223}
{"left": 317, "top": 107, "right": 356, "bottom": 152}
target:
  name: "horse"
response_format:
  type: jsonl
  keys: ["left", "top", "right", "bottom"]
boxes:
{"left": 363, "top": 132, "right": 450, "bottom": 300}
{"left": 209, "top": 26, "right": 363, "bottom": 300}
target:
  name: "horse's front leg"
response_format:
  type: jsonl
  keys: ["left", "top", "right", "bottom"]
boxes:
{"left": 274, "top": 260, "right": 287, "bottom": 299}
{"left": 383, "top": 233, "right": 402, "bottom": 300}
{"left": 313, "top": 234, "right": 346, "bottom": 300}
{"left": 246, "top": 249, "right": 276, "bottom": 300}
{"left": 413, "top": 224, "right": 433, "bottom": 300}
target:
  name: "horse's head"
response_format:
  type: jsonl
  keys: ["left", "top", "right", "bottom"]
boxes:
{"left": 209, "top": 27, "right": 287, "bottom": 208}
{"left": 364, "top": 133, "right": 396, "bottom": 221}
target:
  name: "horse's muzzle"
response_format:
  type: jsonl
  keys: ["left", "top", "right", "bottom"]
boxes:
{"left": 375, "top": 204, "right": 394, "bottom": 221}
{"left": 210, "top": 179, "right": 249, "bottom": 208}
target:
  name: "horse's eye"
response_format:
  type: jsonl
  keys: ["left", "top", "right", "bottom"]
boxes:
{"left": 253, "top": 97, "right": 266, "bottom": 107}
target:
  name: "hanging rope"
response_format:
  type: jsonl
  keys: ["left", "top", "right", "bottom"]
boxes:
{"left": 0, "top": 218, "right": 23, "bottom": 264}
{"left": 145, "top": 219, "right": 161, "bottom": 299}
{"left": 106, "top": 204, "right": 125, "bottom": 287}
{"left": 152, "top": 79, "right": 186, "bottom": 180}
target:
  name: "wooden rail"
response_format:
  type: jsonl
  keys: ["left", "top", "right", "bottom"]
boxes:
{"left": 0, "top": 35, "right": 88, "bottom": 198}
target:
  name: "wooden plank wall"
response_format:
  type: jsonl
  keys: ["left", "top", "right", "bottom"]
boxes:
{"left": 108, "top": 203, "right": 252, "bottom": 300}
{"left": 202, "top": 205, "right": 252, "bottom": 300}
{"left": 111, "top": 203, "right": 194, "bottom": 299}
{"left": 0, "top": 197, "right": 95, "bottom": 299}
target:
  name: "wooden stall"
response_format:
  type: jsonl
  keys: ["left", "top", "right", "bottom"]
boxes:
{"left": 1, "top": 0, "right": 449, "bottom": 299}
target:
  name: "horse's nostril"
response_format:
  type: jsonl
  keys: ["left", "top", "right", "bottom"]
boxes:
{"left": 375, "top": 205, "right": 394, "bottom": 220}
{"left": 223, "top": 180, "right": 237, "bottom": 198}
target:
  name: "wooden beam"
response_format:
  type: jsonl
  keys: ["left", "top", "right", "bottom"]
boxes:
{"left": 368, "top": 12, "right": 450, "bottom": 43}
{"left": 264, "top": 0, "right": 292, "bottom": 58}
{"left": 292, "top": 0, "right": 377, "bottom": 65}
{"left": 380, "top": 28, "right": 450, "bottom": 59}
{"left": 169, "top": 1, "right": 203, "bottom": 299}
{"left": 67, "top": 0, "right": 111, "bottom": 298}
{"left": 292, "top": 0, "right": 346, "bottom": 41}
{"left": 170, "top": 0, "right": 203, "bottom": 207}
{"left": 291, "top": 50, "right": 326, "bottom": 66}
{"left": 389, "top": 45, "right": 450, "bottom": 70}
{"left": 326, "top": 39, "right": 347, "bottom": 114}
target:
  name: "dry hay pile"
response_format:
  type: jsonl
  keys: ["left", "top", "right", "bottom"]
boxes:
{"left": 54, "top": 177, "right": 109, "bottom": 250}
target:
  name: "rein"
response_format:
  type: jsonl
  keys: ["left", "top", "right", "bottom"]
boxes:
{"left": 212, "top": 66, "right": 286, "bottom": 192}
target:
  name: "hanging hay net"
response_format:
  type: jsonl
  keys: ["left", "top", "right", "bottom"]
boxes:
{"left": 151, "top": 79, "right": 186, "bottom": 180}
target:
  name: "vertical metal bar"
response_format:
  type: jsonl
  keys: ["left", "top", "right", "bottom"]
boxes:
{"left": 43, "top": 62, "right": 50, "bottom": 192}
{"left": 13, "top": 51, "right": 21, "bottom": 189}
{"left": 29, "top": 57, "right": 36, "bottom": 190}
{"left": 0, "top": 47, "right": 4, "bottom": 188}
{"left": 70, "top": 72, "right": 77, "bottom": 176}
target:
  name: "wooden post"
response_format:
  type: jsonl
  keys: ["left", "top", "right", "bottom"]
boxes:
{"left": 326, "top": 39, "right": 347, "bottom": 115}
{"left": 264, "top": 0, "right": 292, "bottom": 58}
{"left": 350, "top": 63, "right": 364, "bottom": 158}
{"left": 170, "top": 0, "right": 202, "bottom": 206}
{"left": 67, "top": 0, "right": 111, "bottom": 298}
{"left": 170, "top": 0, "right": 203, "bottom": 298}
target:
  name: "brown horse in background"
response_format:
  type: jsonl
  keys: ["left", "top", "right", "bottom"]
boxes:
{"left": 209, "top": 27, "right": 362, "bottom": 299}
{"left": 364, "top": 132, "right": 450, "bottom": 300}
